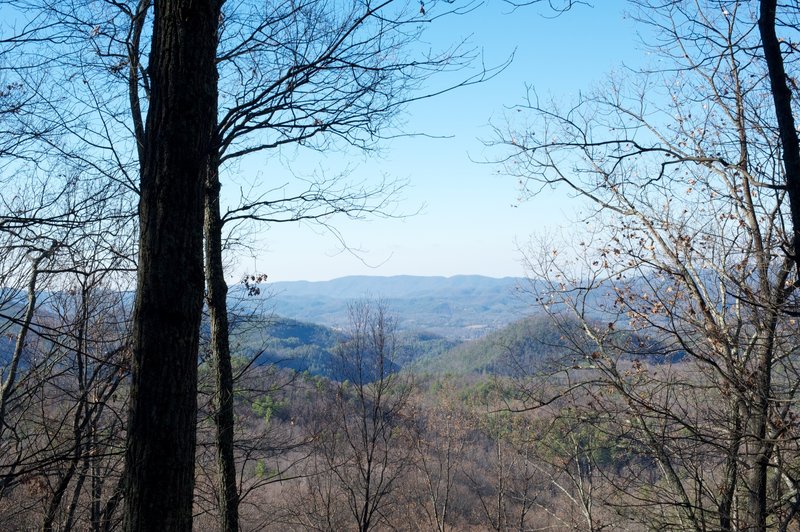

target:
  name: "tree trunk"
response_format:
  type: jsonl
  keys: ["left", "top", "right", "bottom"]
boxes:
{"left": 0, "top": 249, "right": 48, "bottom": 443}
{"left": 759, "top": 0, "right": 800, "bottom": 276}
{"left": 747, "top": 389, "right": 771, "bottom": 532}
{"left": 123, "top": 0, "right": 220, "bottom": 530}
{"left": 718, "top": 397, "right": 742, "bottom": 532}
{"left": 746, "top": 334, "right": 777, "bottom": 532}
{"left": 756, "top": 6, "right": 797, "bottom": 526}
{"left": 204, "top": 159, "right": 240, "bottom": 532}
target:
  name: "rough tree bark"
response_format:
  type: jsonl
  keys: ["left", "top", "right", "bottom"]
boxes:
{"left": 123, "top": 0, "right": 221, "bottom": 530}
{"left": 759, "top": 0, "right": 800, "bottom": 279}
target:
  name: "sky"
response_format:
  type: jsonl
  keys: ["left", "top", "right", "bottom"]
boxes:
{"left": 229, "top": 1, "right": 642, "bottom": 283}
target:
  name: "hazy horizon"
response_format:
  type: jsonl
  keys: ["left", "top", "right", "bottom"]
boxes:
{"left": 223, "top": 3, "right": 643, "bottom": 283}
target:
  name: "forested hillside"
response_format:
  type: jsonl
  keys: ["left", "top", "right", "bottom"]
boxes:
{"left": 227, "top": 313, "right": 459, "bottom": 378}
{"left": 411, "top": 314, "right": 575, "bottom": 375}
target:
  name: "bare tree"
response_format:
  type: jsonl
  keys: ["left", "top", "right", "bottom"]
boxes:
{"left": 321, "top": 300, "right": 414, "bottom": 532}
{"left": 496, "top": 1, "right": 800, "bottom": 530}
{"left": 410, "top": 379, "right": 470, "bottom": 532}
{"left": 2, "top": 2, "right": 493, "bottom": 527}
{"left": 203, "top": 2, "right": 491, "bottom": 527}
{"left": 0, "top": 184, "right": 133, "bottom": 530}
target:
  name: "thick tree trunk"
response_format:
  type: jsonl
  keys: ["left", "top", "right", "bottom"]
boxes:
{"left": 122, "top": 0, "right": 220, "bottom": 530}
{"left": 204, "top": 160, "right": 240, "bottom": 532}
{"left": 759, "top": 0, "right": 800, "bottom": 276}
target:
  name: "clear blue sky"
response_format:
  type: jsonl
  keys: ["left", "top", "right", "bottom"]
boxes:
{"left": 228, "top": 1, "right": 641, "bottom": 282}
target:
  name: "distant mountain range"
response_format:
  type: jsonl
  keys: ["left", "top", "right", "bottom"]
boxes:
{"left": 1, "top": 274, "right": 679, "bottom": 382}
{"left": 232, "top": 275, "right": 537, "bottom": 339}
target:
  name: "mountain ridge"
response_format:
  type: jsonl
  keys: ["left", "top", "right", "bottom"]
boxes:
{"left": 234, "top": 274, "right": 535, "bottom": 339}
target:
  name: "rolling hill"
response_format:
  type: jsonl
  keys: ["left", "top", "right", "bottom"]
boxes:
{"left": 409, "top": 314, "right": 682, "bottom": 377}
{"left": 408, "top": 314, "right": 575, "bottom": 375}
{"left": 226, "top": 314, "right": 459, "bottom": 380}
